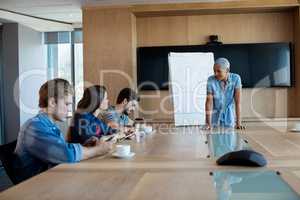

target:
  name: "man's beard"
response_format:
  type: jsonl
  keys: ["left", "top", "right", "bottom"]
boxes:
{"left": 123, "top": 109, "right": 129, "bottom": 116}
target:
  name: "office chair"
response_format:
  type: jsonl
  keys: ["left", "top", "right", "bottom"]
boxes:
{"left": 0, "top": 140, "right": 20, "bottom": 185}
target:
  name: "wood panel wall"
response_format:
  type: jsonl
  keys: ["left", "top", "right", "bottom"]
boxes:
{"left": 137, "top": 12, "right": 294, "bottom": 119}
{"left": 83, "top": 1, "right": 300, "bottom": 121}
{"left": 83, "top": 8, "right": 137, "bottom": 104}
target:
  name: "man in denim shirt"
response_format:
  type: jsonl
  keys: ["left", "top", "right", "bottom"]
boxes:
{"left": 99, "top": 88, "right": 139, "bottom": 129}
{"left": 14, "top": 79, "right": 113, "bottom": 182}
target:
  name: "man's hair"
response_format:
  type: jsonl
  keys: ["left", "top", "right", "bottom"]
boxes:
{"left": 116, "top": 88, "right": 139, "bottom": 104}
{"left": 39, "top": 78, "right": 74, "bottom": 108}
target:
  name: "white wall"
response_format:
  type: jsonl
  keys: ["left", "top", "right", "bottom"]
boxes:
{"left": 2, "top": 23, "right": 47, "bottom": 142}
{"left": 18, "top": 24, "right": 47, "bottom": 125}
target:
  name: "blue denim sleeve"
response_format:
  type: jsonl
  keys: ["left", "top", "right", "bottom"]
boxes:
{"left": 24, "top": 121, "right": 82, "bottom": 164}
{"left": 235, "top": 74, "right": 242, "bottom": 89}
{"left": 103, "top": 111, "right": 119, "bottom": 123}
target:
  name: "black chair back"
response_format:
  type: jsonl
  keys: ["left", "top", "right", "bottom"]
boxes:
{"left": 0, "top": 140, "right": 19, "bottom": 184}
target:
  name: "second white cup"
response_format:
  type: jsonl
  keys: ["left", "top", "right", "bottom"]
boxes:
{"left": 116, "top": 145, "right": 131, "bottom": 156}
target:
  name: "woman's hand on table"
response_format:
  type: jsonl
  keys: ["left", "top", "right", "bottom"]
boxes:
{"left": 118, "top": 126, "right": 136, "bottom": 140}
{"left": 123, "top": 126, "right": 135, "bottom": 135}
{"left": 203, "top": 124, "right": 212, "bottom": 130}
{"left": 83, "top": 136, "right": 99, "bottom": 147}
{"left": 235, "top": 122, "right": 246, "bottom": 130}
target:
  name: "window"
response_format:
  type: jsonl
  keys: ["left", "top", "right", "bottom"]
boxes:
{"left": 47, "top": 43, "right": 72, "bottom": 83}
{"left": 45, "top": 30, "right": 84, "bottom": 111}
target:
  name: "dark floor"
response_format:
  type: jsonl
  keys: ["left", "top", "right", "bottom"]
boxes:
{"left": 0, "top": 167, "right": 13, "bottom": 192}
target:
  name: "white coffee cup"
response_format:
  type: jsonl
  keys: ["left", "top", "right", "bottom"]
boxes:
{"left": 116, "top": 145, "right": 131, "bottom": 156}
{"left": 294, "top": 123, "right": 300, "bottom": 131}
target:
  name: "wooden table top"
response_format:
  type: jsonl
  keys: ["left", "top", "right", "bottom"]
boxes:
{"left": 2, "top": 126, "right": 300, "bottom": 200}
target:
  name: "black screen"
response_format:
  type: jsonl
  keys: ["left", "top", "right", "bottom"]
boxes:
{"left": 137, "top": 42, "right": 293, "bottom": 90}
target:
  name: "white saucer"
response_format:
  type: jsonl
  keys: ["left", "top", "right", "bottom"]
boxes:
{"left": 145, "top": 129, "right": 156, "bottom": 135}
{"left": 112, "top": 152, "right": 135, "bottom": 159}
{"left": 290, "top": 129, "right": 300, "bottom": 132}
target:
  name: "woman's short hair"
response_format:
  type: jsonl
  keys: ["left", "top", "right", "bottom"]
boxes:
{"left": 215, "top": 57, "right": 230, "bottom": 70}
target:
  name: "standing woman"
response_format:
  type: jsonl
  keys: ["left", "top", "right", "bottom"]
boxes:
{"left": 205, "top": 58, "right": 244, "bottom": 129}
{"left": 68, "top": 85, "right": 117, "bottom": 145}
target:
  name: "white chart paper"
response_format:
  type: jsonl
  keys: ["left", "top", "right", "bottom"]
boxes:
{"left": 168, "top": 52, "right": 214, "bottom": 126}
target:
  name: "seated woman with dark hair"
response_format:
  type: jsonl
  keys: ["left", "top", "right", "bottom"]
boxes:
{"left": 68, "top": 85, "right": 117, "bottom": 145}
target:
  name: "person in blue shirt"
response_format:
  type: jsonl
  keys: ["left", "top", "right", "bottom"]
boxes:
{"left": 99, "top": 88, "right": 139, "bottom": 129}
{"left": 68, "top": 85, "right": 117, "bottom": 145}
{"left": 205, "top": 58, "right": 245, "bottom": 129}
{"left": 14, "top": 79, "right": 114, "bottom": 182}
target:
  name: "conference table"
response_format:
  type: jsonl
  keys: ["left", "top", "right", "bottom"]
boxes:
{"left": 1, "top": 124, "right": 300, "bottom": 199}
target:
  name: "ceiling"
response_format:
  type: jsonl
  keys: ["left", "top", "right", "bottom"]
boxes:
{"left": 0, "top": 0, "right": 227, "bottom": 24}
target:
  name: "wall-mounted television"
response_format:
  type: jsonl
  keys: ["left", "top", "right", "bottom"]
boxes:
{"left": 137, "top": 42, "right": 294, "bottom": 90}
